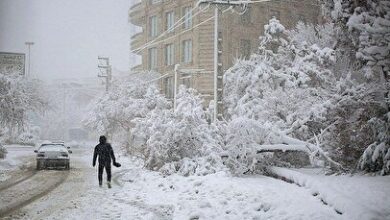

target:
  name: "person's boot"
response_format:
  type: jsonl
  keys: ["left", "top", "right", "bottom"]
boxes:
{"left": 107, "top": 181, "right": 112, "bottom": 189}
{"left": 99, "top": 181, "right": 102, "bottom": 187}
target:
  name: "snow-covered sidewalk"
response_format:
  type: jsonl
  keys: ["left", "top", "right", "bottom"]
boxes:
{"left": 269, "top": 167, "right": 390, "bottom": 220}
{"left": 4, "top": 148, "right": 389, "bottom": 220}
{"left": 47, "top": 157, "right": 344, "bottom": 220}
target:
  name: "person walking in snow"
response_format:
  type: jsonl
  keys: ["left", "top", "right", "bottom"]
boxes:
{"left": 93, "top": 135, "right": 120, "bottom": 188}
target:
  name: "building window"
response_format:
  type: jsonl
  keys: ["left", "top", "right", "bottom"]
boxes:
{"left": 149, "top": 15, "right": 158, "bottom": 37}
{"left": 166, "top": 11, "right": 175, "bottom": 32}
{"left": 270, "top": 9, "right": 280, "bottom": 19}
{"left": 240, "top": 39, "right": 251, "bottom": 60}
{"left": 164, "top": 76, "right": 174, "bottom": 99}
{"left": 148, "top": 47, "right": 158, "bottom": 70}
{"left": 182, "top": 39, "right": 192, "bottom": 63}
{"left": 241, "top": 7, "right": 251, "bottom": 25}
{"left": 183, "top": 7, "right": 192, "bottom": 29}
{"left": 165, "top": 43, "right": 175, "bottom": 66}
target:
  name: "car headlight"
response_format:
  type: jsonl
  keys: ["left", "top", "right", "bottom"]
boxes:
{"left": 37, "top": 153, "right": 45, "bottom": 157}
{"left": 60, "top": 152, "right": 68, "bottom": 157}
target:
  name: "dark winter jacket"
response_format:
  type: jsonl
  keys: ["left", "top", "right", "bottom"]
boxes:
{"left": 93, "top": 142, "right": 116, "bottom": 166}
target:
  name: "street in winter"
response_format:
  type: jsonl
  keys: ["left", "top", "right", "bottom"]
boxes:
{"left": 0, "top": 0, "right": 389, "bottom": 220}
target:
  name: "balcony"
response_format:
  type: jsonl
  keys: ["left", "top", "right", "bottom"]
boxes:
{"left": 129, "top": 2, "right": 145, "bottom": 26}
{"left": 131, "top": 32, "right": 144, "bottom": 54}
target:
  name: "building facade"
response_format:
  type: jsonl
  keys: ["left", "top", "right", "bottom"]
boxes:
{"left": 129, "top": 0, "right": 320, "bottom": 115}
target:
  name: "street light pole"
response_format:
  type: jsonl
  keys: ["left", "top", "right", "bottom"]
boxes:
{"left": 25, "top": 42, "right": 34, "bottom": 78}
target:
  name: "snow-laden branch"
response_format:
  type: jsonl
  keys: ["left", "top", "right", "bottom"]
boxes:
{"left": 278, "top": 135, "right": 344, "bottom": 170}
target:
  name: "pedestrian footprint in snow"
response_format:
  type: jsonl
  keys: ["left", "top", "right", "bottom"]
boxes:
{"left": 93, "top": 135, "right": 121, "bottom": 188}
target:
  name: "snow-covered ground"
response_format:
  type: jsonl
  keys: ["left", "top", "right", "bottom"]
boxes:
{"left": 1, "top": 146, "right": 390, "bottom": 220}
{"left": 269, "top": 167, "right": 390, "bottom": 219}
{"left": 0, "top": 145, "right": 35, "bottom": 182}
{"left": 35, "top": 154, "right": 390, "bottom": 220}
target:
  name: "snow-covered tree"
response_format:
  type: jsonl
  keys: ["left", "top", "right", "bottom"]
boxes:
{"left": 224, "top": 18, "right": 336, "bottom": 137}
{"left": 83, "top": 72, "right": 166, "bottom": 145}
{"left": 320, "top": 0, "right": 390, "bottom": 174}
{"left": 223, "top": 11, "right": 389, "bottom": 175}
{"left": 223, "top": 18, "right": 351, "bottom": 173}
{"left": 0, "top": 74, "right": 47, "bottom": 143}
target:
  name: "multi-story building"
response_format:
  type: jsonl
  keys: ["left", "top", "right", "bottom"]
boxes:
{"left": 129, "top": 0, "right": 320, "bottom": 116}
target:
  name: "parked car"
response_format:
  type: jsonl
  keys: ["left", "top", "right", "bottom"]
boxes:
{"left": 34, "top": 144, "right": 72, "bottom": 170}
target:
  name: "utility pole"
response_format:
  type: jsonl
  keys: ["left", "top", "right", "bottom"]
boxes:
{"left": 198, "top": 1, "right": 271, "bottom": 122}
{"left": 98, "top": 57, "right": 112, "bottom": 92}
{"left": 25, "top": 41, "right": 34, "bottom": 78}
{"left": 174, "top": 64, "right": 180, "bottom": 111}
{"left": 213, "top": 7, "right": 219, "bottom": 122}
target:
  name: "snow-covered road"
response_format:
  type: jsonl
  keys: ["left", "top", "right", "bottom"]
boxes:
{"left": 1, "top": 146, "right": 389, "bottom": 220}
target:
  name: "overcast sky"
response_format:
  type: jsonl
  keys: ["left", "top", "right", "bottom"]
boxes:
{"left": 0, "top": 0, "right": 138, "bottom": 81}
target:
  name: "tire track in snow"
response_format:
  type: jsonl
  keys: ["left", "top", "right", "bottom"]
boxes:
{"left": 0, "top": 170, "right": 37, "bottom": 192}
{"left": 265, "top": 167, "right": 344, "bottom": 216}
{"left": 0, "top": 170, "right": 69, "bottom": 218}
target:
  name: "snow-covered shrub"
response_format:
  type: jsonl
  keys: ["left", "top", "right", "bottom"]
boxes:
{"left": 131, "top": 86, "right": 224, "bottom": 175}
{"left": 358, "top": 116, "right": 390, "bottom": 175}
{"left": 223, "top": 117, "right": 274, "bottom": 175}
{"left": 0, "top": 144, "right": 7, "bottom": 159}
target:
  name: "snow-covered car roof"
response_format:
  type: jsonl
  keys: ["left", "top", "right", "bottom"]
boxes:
{"left": 38, "top": 145, "right": 68, "bottom": 152}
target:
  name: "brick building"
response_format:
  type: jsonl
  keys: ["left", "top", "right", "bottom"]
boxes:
{"left": 129, "top": 0, "right": 320, "bottom": 114}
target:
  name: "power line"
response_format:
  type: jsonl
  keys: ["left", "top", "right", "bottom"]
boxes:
{"left": 132, "top": 4, "right": 204, "bottom": 53}
{"left": 131, "top": 6, "right": 233, "bottom": 53}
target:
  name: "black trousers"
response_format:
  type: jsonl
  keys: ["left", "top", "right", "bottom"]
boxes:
{"left": 98, "top": 163, "right": 111, "bottom": 183}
